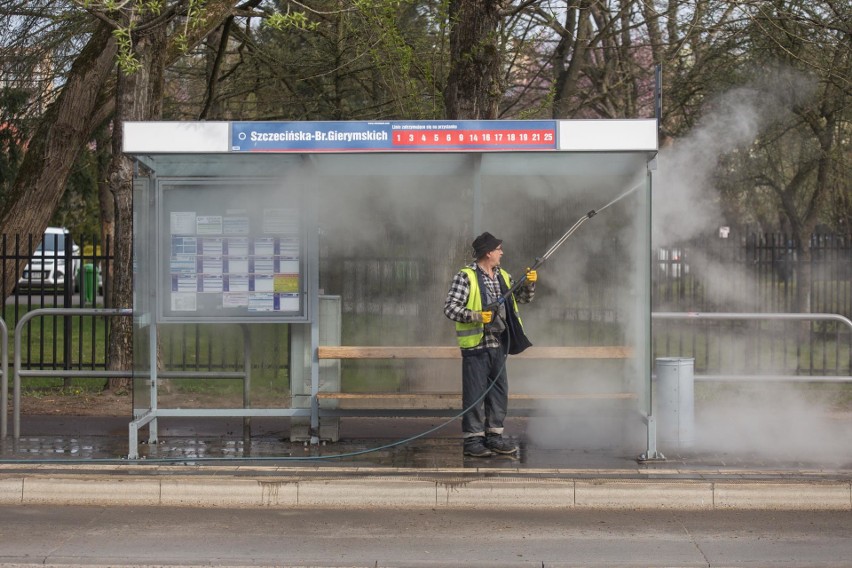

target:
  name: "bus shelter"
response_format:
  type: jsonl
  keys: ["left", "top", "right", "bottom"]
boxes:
{"left": 124, "top": 119, "right": 659, "bottom": 460}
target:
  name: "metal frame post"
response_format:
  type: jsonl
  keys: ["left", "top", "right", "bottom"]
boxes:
{"left": 641, "top": 161, "right": 665, "bottom": 461}
{"left": 242, "top": 323, "right": 252, "bottom": 436}
{"left": 309, "top": 226, "right": 320, "bottom": 444}
{"left": 0, "top": 318, "right": 7, "bottom": 439}
{"left": 642, "top": 311, "right": 852, "bottom": 459}
{"left": 653, "top": 311, "right": 852, "bottom": 330}
{"left": 652, "top": 312, "right": 852, "bottom": 383}
{"left": 472, "top": 154, "right": 482, "bottom": 235}
{"left": 147, "top": 319, "right": 158, "bottom": 444}
{"left": 63, "top": 239, "right": 73, "bottom": 384}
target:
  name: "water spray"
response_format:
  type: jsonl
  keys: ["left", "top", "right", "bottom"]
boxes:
{"left": 0, "top": 182, "right": 644, "bottom": 465}
{"left": 485, "top": 181, "right": 643, "bottom": 312}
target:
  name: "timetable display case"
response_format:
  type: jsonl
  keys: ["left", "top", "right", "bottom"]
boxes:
{"left": 157, "top": 179, "right": 308, "bottom": 322}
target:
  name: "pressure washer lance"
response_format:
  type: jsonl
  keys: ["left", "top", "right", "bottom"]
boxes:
{"left": 483, "top": 182, "right": 641, "bottom": 313}
{"left": 483, "top": 210, "right": 594, "bottom": 313}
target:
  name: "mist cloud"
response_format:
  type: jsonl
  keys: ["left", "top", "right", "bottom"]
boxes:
{"left": 654, "top": 69, "right": 815, "bottom": 246}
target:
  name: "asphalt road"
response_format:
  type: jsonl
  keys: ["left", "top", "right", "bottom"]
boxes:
{"left": 0, "top": 506, "right": 850, "bottom": 567}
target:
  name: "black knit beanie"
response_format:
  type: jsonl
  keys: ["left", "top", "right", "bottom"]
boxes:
{"left": 472, "top": 232, "right": 502, "bottom": 259}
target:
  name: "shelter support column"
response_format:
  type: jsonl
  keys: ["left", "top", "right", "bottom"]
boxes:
{"left": 641, "top": 161, "right": 664, "bottom": 461}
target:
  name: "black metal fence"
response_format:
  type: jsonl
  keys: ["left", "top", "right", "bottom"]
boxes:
{"left": 1, "top": 232, "right": 112, "bottom": 376}
{"left": 654, "top": 231, "right": 852, "bottom": 376}
{"left": 0, "top": 232, "right": 283, "bottom": 386}
{"left": 3, "top": 230, "right": 850, "bottom": 379}
{"left": 655, "top": 232, "right": 852, "bottom": 316}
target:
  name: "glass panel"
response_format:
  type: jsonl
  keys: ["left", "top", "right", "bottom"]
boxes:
{"left": 131, "top": 149, "right": 653, "bottom": 450}
{"left": 132, "top": 176, "right": 153, "bottom": 415}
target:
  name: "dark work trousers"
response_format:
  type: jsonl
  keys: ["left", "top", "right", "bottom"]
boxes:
{"left": 461, "top": 346, "right": 509, "bottom": 437}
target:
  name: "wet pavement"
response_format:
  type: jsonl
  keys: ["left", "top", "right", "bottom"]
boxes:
{"left": 2, "top": 414, "right": 851, "bottom": 511}
{"left": 2, "top": 415, "right": 851, "bottom": 479}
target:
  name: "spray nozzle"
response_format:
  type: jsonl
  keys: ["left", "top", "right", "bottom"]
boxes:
{"left": 587, "top": 209, "right": 597, "bottom": 218}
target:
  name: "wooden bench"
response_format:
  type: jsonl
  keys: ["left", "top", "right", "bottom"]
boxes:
{"left": 316, "top": 345, "right": 637, "bottom": 409}
{"left": 318, "top": 345, "right": 634, "bottom": 360}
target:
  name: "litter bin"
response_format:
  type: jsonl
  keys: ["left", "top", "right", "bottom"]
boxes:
{"left": 83, "top": 263, "right": 98, "bottom": 303}
{"left": 655, "top": 357, "right": 695, "bottom": 450}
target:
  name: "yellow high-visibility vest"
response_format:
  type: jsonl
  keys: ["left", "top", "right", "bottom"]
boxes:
{"left": 454, "top": 267, "right": 523, "bottom": 349}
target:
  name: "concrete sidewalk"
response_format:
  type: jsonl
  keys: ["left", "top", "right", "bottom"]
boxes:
{"left": 1, "top": 415, "right": 851, "bottom": 510}
{"left": 1, "top": 463, "right": 851, "bottom": 510}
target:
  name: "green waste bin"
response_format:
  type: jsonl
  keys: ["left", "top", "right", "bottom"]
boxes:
{"left": 83, "top": 263, "right": 98, "bottom": 303}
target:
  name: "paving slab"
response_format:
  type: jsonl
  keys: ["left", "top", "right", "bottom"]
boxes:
{"left": 1, "top": 415, "right": 850, "bottom": 510}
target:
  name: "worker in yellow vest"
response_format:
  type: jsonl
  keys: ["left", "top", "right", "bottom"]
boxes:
{"left": 443, "top": 232, "right": 536, "bottom": 457}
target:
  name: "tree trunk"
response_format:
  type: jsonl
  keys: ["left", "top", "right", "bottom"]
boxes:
{"left": 0, "top": 23, "right": 117, "bottom": 295}
{"left": 95, "top": 129, "right": 114, "bottom": 308}
{"left": 551, "top": 0, "right": 592, "bottom": 118}
{"left": 443, "top": 0, "right": 502, "bottom": 119}
{"left": 107, "top": 26, "right": 169, "bottom": 391}
{"left": 102, "top": 1, "right": 239, "bottom": 391}
{"left": 0, "top": 0, "right": 240, "bottom": 392}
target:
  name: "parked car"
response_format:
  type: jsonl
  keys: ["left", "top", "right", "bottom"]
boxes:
{"left": 17, "top": 227, "right": 81, "bottom": 292}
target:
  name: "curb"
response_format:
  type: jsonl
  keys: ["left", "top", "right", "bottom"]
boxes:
{"left": 1, "top": 472, "right": 851, "bottom": 510}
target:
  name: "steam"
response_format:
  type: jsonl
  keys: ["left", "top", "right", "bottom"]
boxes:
{"left": 303, "top": 77, "right": 848, "bottom": 466}
{"left": 653, "top": 69, "right": 815, "bottom": 246}
{"left": 694, "top": 385, "right": 852, "bottom": 462}
{"left": 491, "top": 178, "right": 648, "bottom": 452}
{"left": 525, "top": 364, "right": 647, "bottom": 451}
{"left": 644, "top": 69, "right": 852, "bottom": 464}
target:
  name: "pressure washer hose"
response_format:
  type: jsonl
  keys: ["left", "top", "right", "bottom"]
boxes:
{"left": 0, "top": 184, "right": 643, "bottom": 465}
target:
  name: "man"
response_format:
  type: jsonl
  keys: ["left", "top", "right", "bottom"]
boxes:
{"left": 443, "top": 231, "right": 536, "bottom": 457}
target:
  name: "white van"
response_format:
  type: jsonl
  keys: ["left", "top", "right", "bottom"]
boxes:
{"left": 17, "top": 227, "right": 81, "bottom": 292}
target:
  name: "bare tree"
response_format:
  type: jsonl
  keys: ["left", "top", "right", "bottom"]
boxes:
{"left": 83, "top": 0, "right": 243, "bottom": 388}
{"left": 731, "top": 0, "right": 851, "bottom": 311}
{"left": 0, "top": 0, "right": 241, "bottom": 390}
{"left": 0, "top": 21, "right": 118, "bottom": 297}
{"left": 443, "top": 0, "right": 505, "bottom": 119}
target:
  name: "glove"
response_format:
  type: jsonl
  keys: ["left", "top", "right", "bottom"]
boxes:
{"left": 525, "top": 268, "right": 537, "bottom": 283}
{"left": 473, "top": 310, "right": 493, "bottom": 324}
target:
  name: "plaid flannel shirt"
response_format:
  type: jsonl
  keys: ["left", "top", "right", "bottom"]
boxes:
{"left": 444, "top": 262, "right": 535, "bottom": 349}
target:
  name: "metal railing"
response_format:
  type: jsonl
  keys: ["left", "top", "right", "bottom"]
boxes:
{"left": 10, "top": 308, "right": 133, "bottom": 439}
{"left": 0, "top": 317, "right": 7, "bottom": 438}
{"left": 9, "top": 308, "right": 258, "bottom": 442}
{"left": 652, "top": 312, "right": 852, "bottom": 382}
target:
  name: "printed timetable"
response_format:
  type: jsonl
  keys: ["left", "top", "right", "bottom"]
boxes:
{"left": 163, "top": 203, "right": 303, "bottom": 319}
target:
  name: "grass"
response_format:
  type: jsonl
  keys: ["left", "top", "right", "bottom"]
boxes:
{"left": 4, "top": 306, "right": 851, "bottom": 405}
{"left": 4, "top": 309, "right": 293, "bottom": 402}
{"left": 21, "top": 384, "right": 94, "bottom": 398}
{"left": 3, "top": 305, "right": 111, "bottom": 393}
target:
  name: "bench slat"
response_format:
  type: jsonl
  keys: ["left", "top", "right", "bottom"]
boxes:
{"left": 316, "top": 392, "right": 637, "bottom": 400}
{"left": 317, "top": 346, "right": 633, "bottom": 360}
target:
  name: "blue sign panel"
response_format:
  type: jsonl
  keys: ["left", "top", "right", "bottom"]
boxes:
{"left": 230, "top": 120, "right": 557, "bottom": 152}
